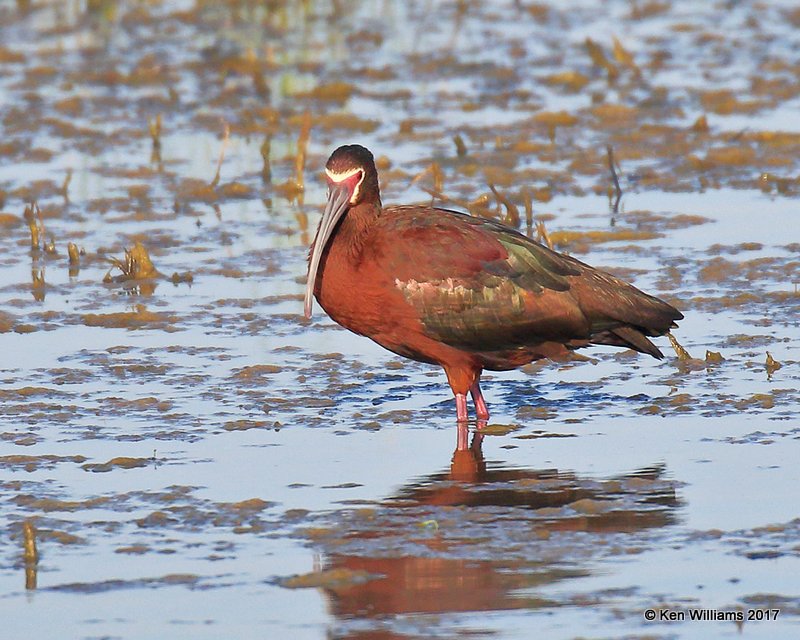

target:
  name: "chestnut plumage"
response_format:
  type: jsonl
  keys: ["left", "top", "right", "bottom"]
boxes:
{"left": 306, "top": 144, "right": 682, "bottom": 422}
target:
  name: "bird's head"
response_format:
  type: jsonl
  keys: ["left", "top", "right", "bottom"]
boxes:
{"left": 305, "top": 144, "right": 378, "bottom": 318}
{"left": 324, "top": 144, "right": 376, "bottom": 205}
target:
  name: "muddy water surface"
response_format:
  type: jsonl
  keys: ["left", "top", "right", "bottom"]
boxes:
{"left": 1, "top": 2, "right": 799, "bottom": 639}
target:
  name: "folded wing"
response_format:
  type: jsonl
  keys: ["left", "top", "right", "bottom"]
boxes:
{"left": 379, "top": 207, "right": 682, "bottom": 357}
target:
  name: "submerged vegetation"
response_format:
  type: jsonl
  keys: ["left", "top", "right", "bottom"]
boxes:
{"left": 104, "top": 242, "right": 158, "bottom": 283}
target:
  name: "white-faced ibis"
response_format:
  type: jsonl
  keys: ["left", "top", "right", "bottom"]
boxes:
{"left": 305, "top": 145, "right": 682, "bottom": 423}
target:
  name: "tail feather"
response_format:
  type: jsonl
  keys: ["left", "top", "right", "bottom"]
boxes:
{"left": 567, "top": 261, "right": 682, "bottom": 343}
{"left": 588, "top": 326, "right": 665, "bottom": 359}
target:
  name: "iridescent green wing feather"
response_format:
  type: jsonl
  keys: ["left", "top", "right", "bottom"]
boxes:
{"left": 377, "top": 207, "right": 681, "bottom": 353}
{"left": 377, "top": 208, "right": 591, "bottom": 350}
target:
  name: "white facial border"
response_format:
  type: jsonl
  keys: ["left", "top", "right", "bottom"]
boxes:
{"left": 325, "top": 167, "right": 365, "bottom": 204}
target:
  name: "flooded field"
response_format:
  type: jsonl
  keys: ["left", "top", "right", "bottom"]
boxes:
{"left": 1, "top": 1, "right": 799, "bottom": 638}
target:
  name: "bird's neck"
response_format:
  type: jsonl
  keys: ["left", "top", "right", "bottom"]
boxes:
{"left": 336, "top": 200, "right": 382, "bottom": 263}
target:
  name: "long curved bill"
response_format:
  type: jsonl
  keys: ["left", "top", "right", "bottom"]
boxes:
{"left": 304, "top": 182, "right": 353, "bottom": 318}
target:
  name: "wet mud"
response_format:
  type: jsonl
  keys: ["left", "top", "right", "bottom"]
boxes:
{"left": 0, "top": 1, "right": 798, "bottom": 639}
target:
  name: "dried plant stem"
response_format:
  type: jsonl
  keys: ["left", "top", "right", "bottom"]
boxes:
{"left": 410, "top": 163, "right": 444, "bottom": 193}
{"left": 522, "top": 189, "right": 533, "bottom": 235}
{"left": 260, "top": 134, "right": 272, "bottom": 182}
{"left": 606, "top": 144, "right": 623, "bottom": 214}
{"left": 149, "top": 114, "right": 162, "bottom": 149}
{"left": 488, "top": 184, "right": 520, "bottom": 227}
{"left": 67, "top": 242, "right": 80, "bottom": 265}
{"left": 295, "top": 112, "right": 312, "bottom": 190}
{"left": 668, "top": 332, "right": 691, "bottom": 361}
{"left": 23, "top": 520, "right": 38, "bottom": 565}
{"left": 534, "top": 219, "right": 554, "bottom": 250}
{"left": 210, "top": 120, "right": 230, "bottom": 188}
{"left": 23, "top": 520, "right": 37, "bottom": 590}
{"left": 60, "top": 169, "right": 72, "bottom": 202}
{"left": 23, "top": 203, "right": 43, "bottom": 250}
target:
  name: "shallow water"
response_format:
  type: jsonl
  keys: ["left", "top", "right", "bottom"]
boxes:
{"left": 1, "top": 1, "right": 799, "bottom": 639}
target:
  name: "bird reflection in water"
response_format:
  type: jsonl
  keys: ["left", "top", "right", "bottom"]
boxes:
{"left": 294, "top": 434, "right": 681, "bottom": 633}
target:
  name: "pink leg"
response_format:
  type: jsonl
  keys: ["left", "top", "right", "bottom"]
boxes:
{"left": 455, "top": 393, "right": 469, "bottom": 422}
{"left": 470, "top": 381, "right": 490, "bottom": 421}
